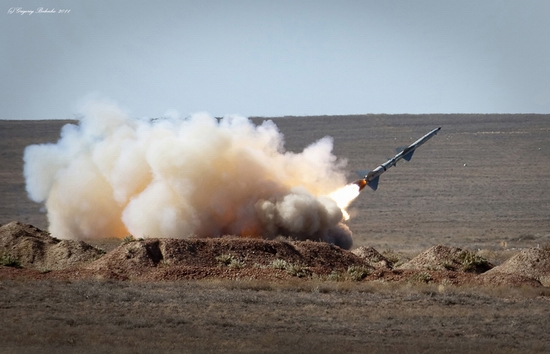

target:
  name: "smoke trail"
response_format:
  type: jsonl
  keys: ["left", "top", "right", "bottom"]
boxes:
{"left": 24, "top": 100, "right": 356, "bottom": 249}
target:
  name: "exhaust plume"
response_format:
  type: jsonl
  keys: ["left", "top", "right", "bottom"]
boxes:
{"left": 24, "top": 101, "right": 357, "bottom": 249}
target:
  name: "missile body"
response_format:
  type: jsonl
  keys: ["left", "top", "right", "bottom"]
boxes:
{"left": 354, "top": 127, "right": 441, "bottom": 191}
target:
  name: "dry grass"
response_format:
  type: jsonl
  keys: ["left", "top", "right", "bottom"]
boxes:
{"left": 1, "top": 115, "right": 550, "bottom": 353}
{"left": 2, "top": 115, "right": 550, "bottom": 252}
{"left": 1, "top": 278, "right": 550, "bottom": 353}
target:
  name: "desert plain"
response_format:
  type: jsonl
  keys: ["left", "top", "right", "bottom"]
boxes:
{"left": 1, "top": 114, "right": 550, "bottom": 353}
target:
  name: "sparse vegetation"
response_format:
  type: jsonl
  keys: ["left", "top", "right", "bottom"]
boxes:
{"left": 1, "top": 279, "right": 550, "bottom": 353}
{"left": 382, "top": 249, "right": 409, "bottom": 267}
{"left": 268, "top": 259, "right": 311, "bottom": 277}
{"left": 347, "top": 266, "right": 371, "bottom": 281}
{"left": 121, "top": 235, "right": 136, "bottom": 245}
{"left": 410, "top": 272, "right": 432, "bottom": 283}
{"left": 327, "top": 270, "right": 343, "bottom": 281}
{"left": 382, "top": 249, "right": 400, "bottom": 263}
{"left": 458, "top": 250, "right": 490, "bottom": 272}
{"left": 228, "top": 258, "right": 245, "bottom": 269}
{"left": 215, "top": 254, "right": 245, "bottom": 269}
{"left": 0, "top": 252, "right": 21, "bottom": 268}
{"left": 216, "top": 254, "right": 236, "bottom": 266}
{"left": 284, "top": 263, "right": 310, "bottom": 278}
{"left": 269, "top": 259, "right": 289, "bottom": 270}
{"left": 2, "top": 111, "right": 550, "bottom": 352}
{"left": 442, "top": 261, "right": 455, "bottom": 271}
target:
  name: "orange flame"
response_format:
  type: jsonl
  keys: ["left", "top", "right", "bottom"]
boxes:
{"left": 328, "top": 183, "right": 361, "bottom": 221}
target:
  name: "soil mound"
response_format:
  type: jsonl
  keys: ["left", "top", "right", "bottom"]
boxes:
{"left": 398, "top": 245, "right": 493, "bottom": 273}
{"left": 3, "top": 220, "right": 547, "bottom": 288}
{"left": 0, "top": 221, "right": 105, "bottom": 270}
{"left": 478, "top": 273, "right": 543, "bottom": 287}
{"left": 86, "top": 237, "right": 371, "bottom": 280}
{"left": 482, "top": 248, "right": 550, "bottom": 286}
{"left": 351, "top": 246, "right": 392, "bottom": 269}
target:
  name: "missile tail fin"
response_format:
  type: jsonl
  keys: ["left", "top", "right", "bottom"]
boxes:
{"left": 368, "top": 176, "right": 380, "bottom": 191}
{"left": 356, "top": 169, "right": 371, "bottom": 178}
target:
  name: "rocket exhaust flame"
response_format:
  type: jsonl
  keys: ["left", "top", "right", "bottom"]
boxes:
{"left": 23, "top": 100, "right": 354, "bottom": 249}
{"left": 328, "top": 184, "right": 361, "bottom": 221}
{"left": 353, "top": 179, "right": 368, "bottom": 191}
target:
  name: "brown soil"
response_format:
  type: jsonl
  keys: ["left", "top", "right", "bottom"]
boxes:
{"left": 3, "top": 114, "right": 550, "bottom": 252}
{"left": 2, "top": 278, "right": 549, "bottom": 354}
{"left": 352, "top": 245, "right": 393, "bottom": 268}
{"left": 1, "top": 115, "right": 550, "bottom": 353}
{"left": 9, "top": 224, "right": 550, "bottom": 354}
{"left": 483, "top": 248, "right": 550, "bottom": 286}
{"left": 0, "top": 221, "right": 105, "bottom": 270}
{"left": 1, "top": 222, "right": 547, "bottom": 290}
{"left": 398, "top": 245, "right": 494, "bottom": 273}
{"left": 84, "top": 236, "right": 372, "bottom": 281}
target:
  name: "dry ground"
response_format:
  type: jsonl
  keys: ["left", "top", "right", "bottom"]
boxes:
{"left": 1, "top": 114, "right": 550, "bottom": 353}
{"left": 2, "top": 277, "right": 550, "bottom": 354}
{"left": 255, "top": 114, "right": 550, "bottom": 253}
{"left": 2, "top": 115, "right": 549, "bottom": 252}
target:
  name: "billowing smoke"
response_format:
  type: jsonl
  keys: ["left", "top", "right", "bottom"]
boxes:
{"left": 24, "top": 101, "right": 358, "bottom": 249}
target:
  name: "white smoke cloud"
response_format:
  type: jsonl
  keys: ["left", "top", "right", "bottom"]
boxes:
{"left": 23, "top": 100, "right": 355, "bottom": 249}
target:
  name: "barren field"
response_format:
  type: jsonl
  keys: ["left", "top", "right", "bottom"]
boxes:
{"left": 1, "top": 114, "right": 550, "bottom": 353}
{"left": 262, "top": 114, "right": 550, "bottom": 253}
{"left": 2, "top": 278, "right": 550, "bottom": 354}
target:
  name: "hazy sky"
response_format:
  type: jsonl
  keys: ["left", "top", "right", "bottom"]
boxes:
{"left": 2, "top": 0, "right": 550, "bottom": 119}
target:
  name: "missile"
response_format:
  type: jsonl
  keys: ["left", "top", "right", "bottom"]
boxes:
{"left": 354, "top": 127, "right": 441, "bottom": 191}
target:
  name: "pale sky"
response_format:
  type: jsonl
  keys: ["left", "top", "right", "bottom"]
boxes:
{"left": 2, "top": 0, "right": 550, "bottom": 119}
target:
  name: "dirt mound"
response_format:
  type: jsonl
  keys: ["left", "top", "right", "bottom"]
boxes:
{"left": 0, "top": 221, "right": 105, "bottom": 270}
{"left": 351, "top": 246, "right": 392, "bottom": 269}
{"left": 398, "top": 245, "right": 493, "bottom": 273}
{"left": 2, "top": 220, "right": 547, "bottom": 288}
{"left": 482, "top": 248, "right": 550, "bottom": 286}
{"left": 86, "top": 237, "right": 371, "bottom": 280}
{"left": 478, "top": 272, "right": 543, "bottom": 287}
